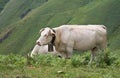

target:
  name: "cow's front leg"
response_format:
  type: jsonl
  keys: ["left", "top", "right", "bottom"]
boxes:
{"left": 58, "top": 46, "right": 73, "bottom": 59}
{"left": 65, "top": 47, "right": 73, "bottom": 59}
{"left": 59, "top": 52, "right": 68, "bottom": 59}
{"left": 49, "top": 52, "right": 62, "bottom": 57}
{"left": 60, "top": 51, "right": 72, "bottom": 59}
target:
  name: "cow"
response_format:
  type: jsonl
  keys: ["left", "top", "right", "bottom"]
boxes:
{"left": 30, "top": 44, "right": 62, "bottom": 57}
{"left": 36, "top": 25, "right": 107, "bottom": 64}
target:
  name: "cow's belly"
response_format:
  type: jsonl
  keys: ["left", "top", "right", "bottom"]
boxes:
{"left": 73, "top": 40, "right": 96, "bottom": 51}
{"left": 71, "top": 32, "right": 97, "bottom": 51}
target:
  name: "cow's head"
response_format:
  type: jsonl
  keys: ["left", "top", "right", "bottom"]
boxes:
{"left": 36, "top": 27, "right": 55, "bottom": 46}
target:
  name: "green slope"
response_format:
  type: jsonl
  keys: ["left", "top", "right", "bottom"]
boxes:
{"left": 0, "top": 0, "right": 47, "bottom": 30}
{"left": 0, "top": 0, "right": 9, "bottom": 12}
{"left": 0, "top": 0, "right": 120, "bottom": 55}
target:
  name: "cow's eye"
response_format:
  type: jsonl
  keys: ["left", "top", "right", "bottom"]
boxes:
{"left": 44, "top": 34, "right": 47, "bottom": 37}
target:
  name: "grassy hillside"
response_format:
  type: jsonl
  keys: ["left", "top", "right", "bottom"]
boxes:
{"left": 0, "top": 0, "right": 120, "bottom": 55}
{"left": 0, "top": 0, "right": 47, "bottom": 30}
{"left": 0, "top": 0, "right": 9, "bottom": 12}
{"left": 0, "top": 52, "right": 120, "bottom": 78}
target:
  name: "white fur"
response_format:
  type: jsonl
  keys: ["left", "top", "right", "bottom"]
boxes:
{"left": 31, "top": 45, "right": 61, "bottom": 57}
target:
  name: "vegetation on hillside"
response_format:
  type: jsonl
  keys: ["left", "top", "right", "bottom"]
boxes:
{"left": 0, "top": 50, "right": 120, "bottom": 78}
{"left": 0, "top": 0, "right": 47, "bottom": 29}
{"left": 0, "top": 0, "right": 120, "bottom": 54}
{"left": 0, "top": 0, "right": 9, "bottom": 12}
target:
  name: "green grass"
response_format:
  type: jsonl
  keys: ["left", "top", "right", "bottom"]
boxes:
{"left": 1, "top": 66, "right": 120, "bottom": 78}
{"left": 0, "top": 50, "right": 120, "bottom": 78}
{"left": 0, "top": 0, "right": 47, "bottom": 30}
{"left": 0, "top": 0, "right": 9, "bottom": 12}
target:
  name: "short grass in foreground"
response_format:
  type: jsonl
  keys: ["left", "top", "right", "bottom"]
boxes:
{"left": 0, "top": 50, "right": 120, "bottom": 78}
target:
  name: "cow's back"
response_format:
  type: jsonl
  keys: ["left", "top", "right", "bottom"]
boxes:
{"left": 54, "top": 25, "right": 107, "bottom": 51}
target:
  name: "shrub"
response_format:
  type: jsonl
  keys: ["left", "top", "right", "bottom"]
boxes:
{"left": 93, "top": 48, "right": 119, "bottom": 67}
{"left": 0, "top": 49, "right": 119, "bottom": 69}
{"left": 0, "top": 54, "right": 26, "bottom": 68}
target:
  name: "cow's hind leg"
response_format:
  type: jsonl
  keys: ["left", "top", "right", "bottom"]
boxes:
{"left": 89, "top": 47, "right": 98, "bottom": 64}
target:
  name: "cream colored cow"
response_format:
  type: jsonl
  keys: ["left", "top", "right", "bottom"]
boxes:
{"left": 36, "top": 25, "right": 107, "bottom": 64}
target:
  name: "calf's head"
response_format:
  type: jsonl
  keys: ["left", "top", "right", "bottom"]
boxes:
{"left": 36, "top": 27, "right": 55, "bottom": 46}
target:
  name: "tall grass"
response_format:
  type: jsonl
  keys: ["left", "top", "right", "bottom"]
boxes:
{"left": 0, "top": 49, "right": 117, "bottom": 68}
{"left": 0, "top": 49, "right": 120, "bottom": 77}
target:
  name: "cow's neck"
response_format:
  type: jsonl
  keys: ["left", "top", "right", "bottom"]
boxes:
{"left": 53, "top": 29, "right": 61, "bottom": 50}
{"left": 48, "top": 29, "right": 56, "bottom": 52}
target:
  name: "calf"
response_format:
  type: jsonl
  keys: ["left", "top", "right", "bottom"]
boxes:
{"left": 30, "top": 44, "right": 61, "bottom": 57}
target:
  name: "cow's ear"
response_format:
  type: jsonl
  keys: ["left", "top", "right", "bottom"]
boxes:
{"left": 39, "top": 28, "right": 45, "bottom": 33}
{"left": 50, "top": 30, "right": 55, "bottom": 36}
{"left": 48, "top": 30, "right": 54, "bottom": 36}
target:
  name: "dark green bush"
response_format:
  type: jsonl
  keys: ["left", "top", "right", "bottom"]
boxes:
{"left": 93, "top": 49, "right": 119, "bottom": 67}
{"left": 0, "top": 54, "right": 26, "bottom": 68}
